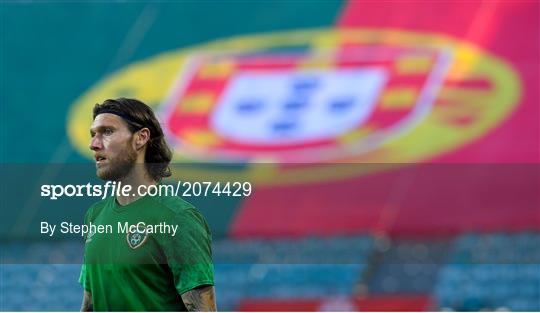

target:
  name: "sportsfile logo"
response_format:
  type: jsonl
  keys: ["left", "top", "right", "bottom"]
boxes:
{"left": 40, "top": 181, "right": 252, "bottom": 200}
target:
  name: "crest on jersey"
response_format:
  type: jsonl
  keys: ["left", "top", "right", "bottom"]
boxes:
{"left": 126, "top": 227, "right": 148, "bottom": 249}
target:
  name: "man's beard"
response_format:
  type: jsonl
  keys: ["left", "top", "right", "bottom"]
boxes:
{"left": 97, "top": 146, "right": 138, "bottom": 181}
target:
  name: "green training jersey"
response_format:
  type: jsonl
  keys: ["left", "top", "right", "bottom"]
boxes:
{"left": 79, "top": 194, "right": 214, "bottom": 311}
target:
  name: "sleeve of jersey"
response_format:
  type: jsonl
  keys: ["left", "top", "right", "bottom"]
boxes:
{"left": 78, "top": 207, "right": 92, "bottom": 292}
{"left": 161, "top": 207, "right": 215, "bottom": 295}
{"left": 78, "top": 263, "right": 91, "bottom": 292}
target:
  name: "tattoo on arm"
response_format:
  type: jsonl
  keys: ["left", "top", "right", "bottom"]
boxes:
{"left": 181, "top": 285, "right": 217, "bottom": 311}
{"left": 81, "top": 290, "right": 93, "bottom": 312}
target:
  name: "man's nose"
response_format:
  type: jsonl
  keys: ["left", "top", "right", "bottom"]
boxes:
{"left": 89, "top": 136, "right": 103, "bottom": 151}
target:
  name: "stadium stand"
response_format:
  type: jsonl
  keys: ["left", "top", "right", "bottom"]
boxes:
{"left": 434, "top": 233, "right": 540, "bottom": 311}
{"left": 366, "top": 239, "right": 452, "bottom": 294}
{"left": 1, "top": 233, "right": 538, "bottom": 311}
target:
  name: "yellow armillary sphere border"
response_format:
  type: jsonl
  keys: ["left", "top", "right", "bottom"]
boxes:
{"left": 67, "top": 29, "right": 520, "bottom": 186}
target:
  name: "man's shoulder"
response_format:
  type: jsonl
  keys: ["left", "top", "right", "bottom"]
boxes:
{"left": 147, "top": 194, "right": 196, "bottom": 216}
{"left": 84, "top": 197, "right": 111, "bottom": 221}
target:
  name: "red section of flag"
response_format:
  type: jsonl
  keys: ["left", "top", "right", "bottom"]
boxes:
{"left": 338, "top": 0, "right": 539, "bottom": 163}
{"left": 230, "top": 1, "right": 539, "bottom": 238}
{"left": 231, "top": 165, "right": 539, "bottom": 238}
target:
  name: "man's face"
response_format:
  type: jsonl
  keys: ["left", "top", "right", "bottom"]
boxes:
{"left": 89, "top": 113, "right": 138, "bottom": 181}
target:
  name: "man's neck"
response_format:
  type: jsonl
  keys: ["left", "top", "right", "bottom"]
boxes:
{"left": 115, "top": 168, "right": 156, "bottom": 206}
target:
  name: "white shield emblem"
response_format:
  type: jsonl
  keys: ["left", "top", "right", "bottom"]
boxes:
{"left": 211, "top": 69, "right": 386, "bottom": 144}
{"left": 126, "top": 227, "right": 148, "bottom": 249}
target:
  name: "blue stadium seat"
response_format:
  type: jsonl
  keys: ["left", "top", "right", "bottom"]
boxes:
{"left": 435, "top": 232, "right": 540, "bottom": 311}
{"left": 213, "top": 236, "right": 372, "bottom": 309}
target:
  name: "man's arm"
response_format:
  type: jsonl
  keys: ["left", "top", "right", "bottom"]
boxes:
{"left": 181, "top": 285, "right": 217, "bottom": 311}
{"left": 81, "top": 290, "right": 93, "bottom": 312}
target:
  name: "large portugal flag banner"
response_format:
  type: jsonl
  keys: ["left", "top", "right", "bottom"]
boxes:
{"left": 65, "top": 1, "right": 538, "bottom": 238}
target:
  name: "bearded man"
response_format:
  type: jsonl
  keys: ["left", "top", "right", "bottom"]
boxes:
{"left": 80, "top": 98, "right": 216, "bottom": 311}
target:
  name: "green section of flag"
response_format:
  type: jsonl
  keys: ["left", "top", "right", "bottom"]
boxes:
{"left": 1, "top": 1, "right": 344, "bottom": 163}
{"left": 0, "top": 1, "right": 344, "bottom": 238}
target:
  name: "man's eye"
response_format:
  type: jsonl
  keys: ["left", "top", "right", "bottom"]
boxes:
{"left": 104, "top": 128, "right": 113, "bottom": 135}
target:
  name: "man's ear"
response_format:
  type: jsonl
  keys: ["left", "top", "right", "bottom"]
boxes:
{"left": 135, "top": 128, "right": 151, "bottom": 150}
